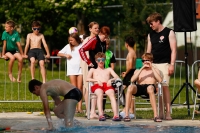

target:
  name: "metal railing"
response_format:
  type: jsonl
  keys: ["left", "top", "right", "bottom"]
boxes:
{"left": 0, "top": 57, "right": 189, "bottom": 105}
{"left": 0, "top": 56, "right": 67, "bottom": 102}
{"left": 191, "top": 60, "right": 200, "bottom": 101}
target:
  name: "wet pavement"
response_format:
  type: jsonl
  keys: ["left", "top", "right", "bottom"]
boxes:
{"left": 0, "top": 112, "right": 200, "bottom": 131}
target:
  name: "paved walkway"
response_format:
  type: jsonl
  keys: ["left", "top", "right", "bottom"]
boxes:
{"left": 0, "top": 112, "right": 200, "bottom": 131}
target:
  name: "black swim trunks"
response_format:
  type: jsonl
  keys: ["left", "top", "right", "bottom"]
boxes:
{"left": 64, "top": 88, "right": 82, "bottom": 102}
{"left": 134, "top": 84, "right": 156, "bottom": 98}
{"left": 123, "top": 69, "right": 136, "bottom": 86}
{"left": 28, "top": 48, "right": 45, "bottom": 61}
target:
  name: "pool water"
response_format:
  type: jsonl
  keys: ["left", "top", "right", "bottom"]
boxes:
{"left": 6, "top": 124, "right": 200, "bottom": 133}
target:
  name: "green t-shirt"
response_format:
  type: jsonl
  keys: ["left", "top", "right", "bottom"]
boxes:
{"left": 105, "top": 50, "right": 116, "bottom": 68}
{"left": 1, "top": 30, "right": 20, "bottom": 51}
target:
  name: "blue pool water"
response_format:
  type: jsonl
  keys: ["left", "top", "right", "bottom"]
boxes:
{"left": 8, "top": 124, "right": 200, "bottom": 133}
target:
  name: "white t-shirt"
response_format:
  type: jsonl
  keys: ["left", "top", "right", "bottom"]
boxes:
{"left": 58, "top": 44, "right": 83, "bottom": 76}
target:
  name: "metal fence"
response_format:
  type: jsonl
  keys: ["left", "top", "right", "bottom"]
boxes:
{"left": 0, "top": 57, "right": 194, "bottom": 105}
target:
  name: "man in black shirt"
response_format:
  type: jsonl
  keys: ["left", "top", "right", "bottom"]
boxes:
{"left": 146, "top": 12, "right": 177, "bottom": 120}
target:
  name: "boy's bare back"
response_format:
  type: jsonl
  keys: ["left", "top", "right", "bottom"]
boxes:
{"left": 126, "top": 49, "right": 136, "bottom": 69}
{"left": 41, "top": 79, "right": 75, "bottom": 97}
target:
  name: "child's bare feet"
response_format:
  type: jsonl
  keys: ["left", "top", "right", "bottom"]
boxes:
{"left": 17, "top": 78, "right": 21, "bottom": 83}
{"left": 76, "top": 110, "right": 84, "bottom": 113}
{"left": 17, "top": 75, "right": 21, "bottom": 83}
{"left": 90, "top": 113, "right": 99, "bottom": 119}
{"left": 9, "top": 74, "right": 16, "bottom": 82}
{"left": 165, "top": 112, "right": 172, "bottom": 120}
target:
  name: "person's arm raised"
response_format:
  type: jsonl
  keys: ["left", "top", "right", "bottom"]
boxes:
{"left": 130, "top": 66, "right": 145, "bottom": 83}
{"left": 146, "top": 34, "right": 152, "bottom": 53}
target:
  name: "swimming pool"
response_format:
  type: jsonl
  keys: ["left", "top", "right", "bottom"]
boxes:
{"left": 7, "top": 123, "right": 200, "bottom": 133}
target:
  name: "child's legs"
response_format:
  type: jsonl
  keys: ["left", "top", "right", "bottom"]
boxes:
{"left": 30, "top": 57, "right": 36, "bottom": 80}
{"left": 84, "top": 85, "right": 88, "bottom": 112}
{"left": 69, "top": 75, "right": 77, "bottom": 86}
{"left": 90, "top": 99, "right": 97, "bottom": 117}
{"left": 5, "top": 52, "right": 15, "bottom": 74}
{"left": 82, "top": 63, "right": 88, "bottom": 111}
{"left": 39, "top": 60, "right": 46, "bottom": 83}
{"left": 76, "top": 75, "right": 83, "bottom": 112}
{"left": 194, "top": 79, "right": 200, "bottom": 91}
{"left": 14, "top": 53, "right": 23, "bottom": 81}
{"left": 5, "top": 52, "right": 16, "bottom": 81}
{"left": 69, "top": 75, "right": 82, "bottom": 112}
{"left": 94, "top": 89, "right": 104, "bottom": 116}
{"left": 130, "top": 97, "right": 135, "bottom": 114}
{"left": 105, "top": 89, "right": 118, "bottom": 117}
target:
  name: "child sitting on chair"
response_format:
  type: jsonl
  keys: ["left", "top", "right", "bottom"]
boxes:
{"left": 124, "top": 53, "right": 163, "bottom": 122}
{"left": 194, "top": 68, "right": 200, "bottom": 114}
{"left": 87, "top": 52, "right": 121, "bottom": 121}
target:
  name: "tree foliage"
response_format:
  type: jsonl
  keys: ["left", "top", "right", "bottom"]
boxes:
{"left": 0, "top": 0, "right": 171, "bottom": 54}
{"left": 116, "top": 0, "right": 172, "bottom": 55}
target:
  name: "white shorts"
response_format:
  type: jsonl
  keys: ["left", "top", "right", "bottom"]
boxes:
{"left": 153, "top": 63, "right": 170, "bottom": 86}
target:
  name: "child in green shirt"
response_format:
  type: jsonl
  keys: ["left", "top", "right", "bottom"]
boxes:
{"left": 1, "top": 20, "right": 24, "bottom": 82}
{"left": 105, "top": 38, "right": 116, "bottom": 69}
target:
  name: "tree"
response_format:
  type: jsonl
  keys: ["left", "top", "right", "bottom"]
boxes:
{"left": 115, "top": 0, "right": 172, "bottom": 57}
{"left": 0, "top": 0, "right": 171, "bottom": 54}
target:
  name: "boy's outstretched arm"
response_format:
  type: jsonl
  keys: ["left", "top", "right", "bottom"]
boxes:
{"left": 41, "top": 35, "right": 50, "bottom": 58}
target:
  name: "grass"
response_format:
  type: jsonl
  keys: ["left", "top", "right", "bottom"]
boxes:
{"left": 0, "top": 58, "right": 199, "bottom": 120}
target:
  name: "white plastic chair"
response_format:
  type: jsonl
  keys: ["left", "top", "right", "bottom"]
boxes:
{"left": 192, "top": 88, "right": 200, "bottom": 120}
{"left": 87, "top": 79, "right": 123, "bottom": 120}
{"left": 133, "top": 82, "right": 165, "bottom": 119}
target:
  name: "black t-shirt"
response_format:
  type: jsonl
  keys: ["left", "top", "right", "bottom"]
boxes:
{"left": 150, "top": 27, "right": 172, "bottom": 63}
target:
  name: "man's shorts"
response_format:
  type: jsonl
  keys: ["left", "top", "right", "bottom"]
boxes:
{"left": 134, "top": 84, "right": 156, "bottom": 98}
{"left": 91, "top": 82, "right": 114, "bottom": 93}
{"left": 64, "top": 87, "right": 82, "bottom": 102}
{"left": 28, "top": 48, "right": 45, "bottom": 61}
{"left": 153, "top": 63, "right": 170, "bottom": 86}
{"left": 123, "top": 69, "right": 136, "bottom": 87}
